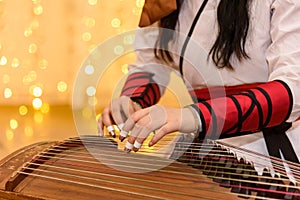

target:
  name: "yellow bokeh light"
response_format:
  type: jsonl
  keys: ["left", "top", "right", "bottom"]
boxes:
{"left": 57, "top": 81, "right": 68, "bottom": 92}
{"left": 82, "top": 32, "right": 92, "bottom": 42}
{"left": 4, "top": 88, "right": 12, "bottom": 98}
{"left": 114, "top": 45, "right": 124, "bottom": 55}
{"left": 28, "top": 43, "right": 38, "bottom": 54}
{"left": 32, "top": 98, "right": 43, "bottom": 109}
{"left": 32, "top": 0, "right": 41, "bottom": 4}
{"left": 88, "top": 0, "right": 98, "bottom": 5}
{"left": 111, "top": 18, "right": 121, "bottom": 28}
{"left": 39, "top": 59, "right": 48, "bottom": 70}
{"left": 132, "top": 7, "right": 141, "bottom": 15}
{"left": 40, "top": 103, "right": 50, "bottom": 114}
{"left": 25, "top": 126, "right": 34, "bottom": 137}
{"left": 6, "top": 130, "right": 14, "bottom": 141}
{"left": 19, "top": 105, "right": 28, "bottom": 116}
{"left": 11, "top": 57, "right": 20, "bottom": 68}
{"left": 0, "top": 56, "right": 7, "bottom": 66}
{"left": 29, "top": 71, "right": 37, "bottom": 80}
{"left": 121, "top": 64, "right": 129, "bottom": 74}
{"left": 136, "top": 0, "right": 145, "bottom": 8}
{"left": 123, "top": 34, "right": 135, "bottom": 45}
{"left": 85, "top": 65, "right": 94, "bottom": 75}
{"left": 33, "top": 4, "right": 43, "bottom": 15}
{"left": 24, "top": 28, "right": 33, "bottom": 37}
{"left": 34, "top": 112, "right": 44, "bottom": 123}
{"left": 30, "top": 19, "right": 40, "bottom": 29}
{"left": 3, "top": 74, "right": 10, "bottom": 84}
{"left": 88, "top": 97, "right": 98, "bottom": 106}
{"left": 84, "top": 17, "right": 95, "bottom": 28}
{"left": 10, "top": 119, "right": 18, "bottom": 130}
{"left": 86, "top": 86, "right": 96, "bottom": 96}
{"left": 33, "top": 86, "right": 43, "bottom": 97}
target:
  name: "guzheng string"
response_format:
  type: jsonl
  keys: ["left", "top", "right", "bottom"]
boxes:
{"left": 47, "top": 137, "right": 300, "bottom": 183}
{"left": 42, "top": 142, "right": 296, "bottom": 180}
{"left": 16, "top": 136, "right": 300, "bottom": 199}
{"left": 64, "top": 137, "right": 300, "bottom": 180}
{"left": 34, "top": 147, "right": 293, "bottom": 188}
{"left": 41, "top": 143, "right": 299, "bottom": 187}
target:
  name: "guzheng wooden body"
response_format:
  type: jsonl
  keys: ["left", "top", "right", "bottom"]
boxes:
{"left": 0, "top": 136, "right": 299, "bottom": 199}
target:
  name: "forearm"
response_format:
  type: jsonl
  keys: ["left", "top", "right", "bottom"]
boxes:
{"left": 121, "top": 72, "right": 161, "bottom": 108}
{"left": 190, "top": 80, "right": 293, "bottom": 139}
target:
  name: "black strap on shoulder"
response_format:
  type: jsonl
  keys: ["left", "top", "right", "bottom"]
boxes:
{"left": 179, "top": 0, "right": 208, "bottom": 76}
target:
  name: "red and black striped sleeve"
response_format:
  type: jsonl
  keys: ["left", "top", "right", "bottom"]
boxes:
{"left": 120, "top": 72, "right": 161, "bottom": 108}
{"left": 190, "top": 80, "right": 293, "bottom": 139}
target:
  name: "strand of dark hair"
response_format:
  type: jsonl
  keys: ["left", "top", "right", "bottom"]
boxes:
{"left": 155, "top": 0, "right": 251, "bottom": 68}
{"left": 154, "top": 0, "right": 183, "bottom": 64}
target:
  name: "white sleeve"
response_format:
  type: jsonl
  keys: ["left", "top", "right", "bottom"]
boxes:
{"left": 267, "top": 0, "right": 300, "bottom": 122}
{"left": 128, "top": 27, "right": 173, "bottom": 95}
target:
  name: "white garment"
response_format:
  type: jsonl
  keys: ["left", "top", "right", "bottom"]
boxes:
{"left": 128, "top": 0, "right": 300, "bottom": 178}
{"left": 130, "top": 0, "right": 300, "bottom": 121}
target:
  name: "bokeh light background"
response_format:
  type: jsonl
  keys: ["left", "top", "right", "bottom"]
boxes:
{"left": 0, "top": 0, "right": 144, "bottom": 158}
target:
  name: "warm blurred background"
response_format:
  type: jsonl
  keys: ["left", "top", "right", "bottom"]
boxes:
{"left": 0, "top": 0, "right": 192, "bottom": 160}
{"left": 0, "top": 0, "right": 144, "bottom": 159}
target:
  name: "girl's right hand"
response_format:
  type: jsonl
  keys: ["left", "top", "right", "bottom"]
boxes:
{"left": 98, "top": 96, "right": 142, "bottom": 140}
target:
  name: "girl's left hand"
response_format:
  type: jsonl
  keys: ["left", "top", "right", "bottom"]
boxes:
{"left": 121, "top": 105, "right": 200, "bottom": 152}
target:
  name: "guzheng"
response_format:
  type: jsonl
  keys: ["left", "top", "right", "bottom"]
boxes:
{"left": 0, "top": 135, "right": 299, "bottom": 200}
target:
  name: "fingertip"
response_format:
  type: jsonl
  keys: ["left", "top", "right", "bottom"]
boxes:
{"left": 119, "top": 130, "right": 128, "bottom": 141}
{"left": 148, "top": 140, "right": 155, "bottom": 147}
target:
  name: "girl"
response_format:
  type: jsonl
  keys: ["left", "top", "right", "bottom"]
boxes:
{"left": 98, "top": 0, "right": 300, "bottom": 173}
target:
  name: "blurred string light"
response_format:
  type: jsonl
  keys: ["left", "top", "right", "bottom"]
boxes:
{"left": 86, "top": 86, "right": 96, "bottom": 97}
{"left": 6, "top": 129, "right": 14, "bottom": 141}
{"left": 19, "top": 105, "right": 29, "bottom": 116}
{"left": 57, "top": 81, "right": 68, "bottom": 93}
{"left": 24, "top": 126, "right": 34, "bottom": 137}
{"left": 2, "top": 74, "right": 10, "bottom": 84}
{"left": 32, "top": 97, "right": 43, "bottom": 109}
{"left": 0, "top": 0, "right": 144, "bottom": 140}
{"left": 0, "top": 56, "right": 7, "bottom": 66}
{"left": 10, "top": 119, "right": 18, "bottom": 130}
{"left": 34, "top": 112, "right": 44, "bottom": 123}
{"left": 4, "top": 88, "right": 12, "bottom": 98}
{"left": 85, "top": 65, "right": 94, "bottom": 75}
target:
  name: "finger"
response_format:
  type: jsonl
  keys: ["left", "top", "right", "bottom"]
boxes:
{"left": 132, "top": 140, "right": 143, "bottom": 152}
{"left": 110, "top": 98, "right": 126, "bottom": 129}
{"left": 149, "top": 124, "right": 173, "bottom": 147}
{"left": 106, "top": 125, "right": 116, "bottom": 138}
{"left": 101, "top": 107, "right": 116, "bottom": 138}
{"left": 127, "top": 118, "right": 153, "bottom": 152}
{"left": 97, "top": 116, "right": 104, "bottom": 137}
{"left": 124, "top": 121, "right": 145, "bottom": 152}
{"left": 120, "top": 108, "right": 150, "bottom": 141}
{"left": 132, "top": 137, "right": 146, "bottom": 152}
{"left": 124, "top": 140, "right": 134, "bottom": 152}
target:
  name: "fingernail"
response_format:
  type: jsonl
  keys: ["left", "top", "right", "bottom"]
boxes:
{"left": 124, "top": 147, "right": 131, "bottom": 153}
{"left": 109, "top": 131, "right": 116, "bottom": 138}
{"left": 124, "top": 141, "right": 133, "bottom": 152}
{"left": 119, "top": 130, "right": 128, "bottom": 141}
{"left": 149, "top": 142, "right": 153, "bottom": 147}
{"left": 132, "top": 147, "right": 139, "bottom": 152}
{"left": 98, "top": 132, "right": 104, "bottom": 137}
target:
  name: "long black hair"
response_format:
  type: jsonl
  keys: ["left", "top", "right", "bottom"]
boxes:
{"left": 155, "top": 0, "right": 251, "bottom": 68}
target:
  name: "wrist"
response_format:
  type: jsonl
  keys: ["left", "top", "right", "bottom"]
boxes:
{"left": 183, "top": 106, "right": 202, "bottom": 137}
